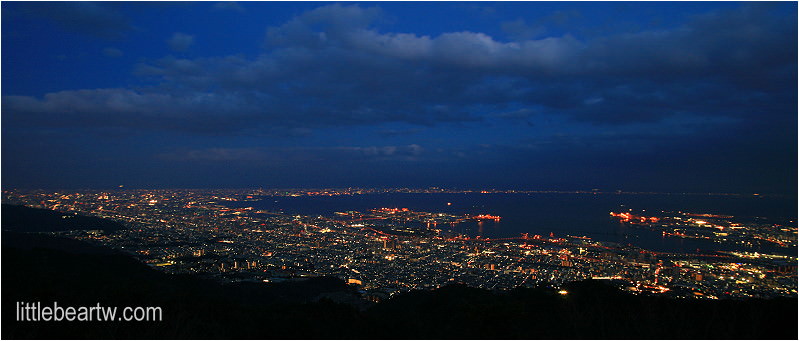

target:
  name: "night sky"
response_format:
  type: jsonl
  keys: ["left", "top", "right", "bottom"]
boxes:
{"left": 2, "top": 2, "right": 796, "bottom": 193}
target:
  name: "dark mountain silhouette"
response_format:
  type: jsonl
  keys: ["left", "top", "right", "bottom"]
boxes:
{"left": 2, "top": 204, "right": 125, "bottom": 233}
{"left": 2, "top": 206, "right": 796, "bottom": 339}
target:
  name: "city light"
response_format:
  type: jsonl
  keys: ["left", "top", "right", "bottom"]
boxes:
{"left": 3, "top": 188, "right": 796, "bottom": 301}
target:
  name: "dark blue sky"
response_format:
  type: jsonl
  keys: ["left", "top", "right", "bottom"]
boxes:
{"left": 2, "top": 2, "right": 796, "bottom": 193}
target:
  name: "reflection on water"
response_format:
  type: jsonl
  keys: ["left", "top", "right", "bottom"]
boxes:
{"left": 232, "top": 192, "right": 797, "bottom": 255}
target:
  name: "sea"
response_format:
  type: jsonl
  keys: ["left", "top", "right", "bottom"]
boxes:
{"left": 230, "top": 192, "right": 797, "bottom": 256}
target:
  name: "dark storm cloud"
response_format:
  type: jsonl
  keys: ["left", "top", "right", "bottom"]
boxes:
{"left": 3, "top": 89, "right": 261, "bottom": 134}
{"left": 583, "top": 6, "right": 796, "bottom": 82}
{"left": 3, "top": 3, "right": 795, "bottom": 134}
{"left": 17, "top": 2, "right": 132, "bottom": 39}
{"left": 158, "top": 144, "right": 425, "bottom": 163}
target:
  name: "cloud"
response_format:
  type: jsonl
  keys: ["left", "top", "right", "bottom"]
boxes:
{"left": 213, "top": 2, "right": 245, "bottom": 12}
{"left": 3, "top": 89, "right": 260, "bottom": 134}
{"left": 168, "top": 32, "right": 195, "bottom": 52}
{"left": 378, "top": 128, "right": 424, "bottom": 137}
{"left": 158, "top": 144, "right": 426, "bottom": 163}
{"left": 501, "top": 19, "right": 546, "bottom": 40}
{"left": 494, "top": 108, "right": 539, "bottom": 120}
{"left": 3, "top": 3, "right": 795, "bottom": 136}
{"left": 501, "top": 10, "right": 580, "bottom": 42}
{"left": 460, "top": 4, "right": 496, "bottom": 17}
{"left": 103, "top": 47, "right": 123, "bottom": 57}
{"left": 18, "top": 2, "right": 131, "bottom": 39}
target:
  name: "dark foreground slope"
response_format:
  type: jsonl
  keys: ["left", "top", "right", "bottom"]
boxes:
{"left": 369, "top": 280, "right": 798, "bottom": 339}
{"left": 2, "top": 232, "right": 368, "bottom": 339}
{"left": 2, "top": 208, "right": 797, "bottom": 339}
